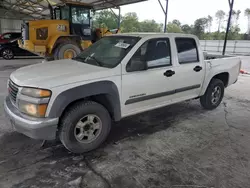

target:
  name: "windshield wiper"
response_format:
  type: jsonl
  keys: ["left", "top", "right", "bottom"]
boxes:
{"left": 73, "top": 55, "right": 104, "bottom": 67}
{"left": 88, "top": 56, "right": 103, "bottom": 67}
{"left": 72, "top": 56, "right": 86, "bottom": 62}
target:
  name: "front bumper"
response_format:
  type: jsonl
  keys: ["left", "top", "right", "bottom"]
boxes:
{"left": 4, "top": 96, "right": 58, "bottom": 140}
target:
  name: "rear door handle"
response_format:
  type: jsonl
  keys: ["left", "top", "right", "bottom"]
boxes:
{"left": 193, "top": 66, "right": 202, "bottom": 72}
{"left": 164, "top": 70, "right": 175, "bottom": 77}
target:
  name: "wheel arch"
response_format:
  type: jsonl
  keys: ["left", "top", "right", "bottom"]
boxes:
{"left": 48, "top": 81, "right": 121, "bottom": 122}
{"left": 201, "top": 72, "right": 229, "bottom": 96}
{"left": 212, "top": 72, "right": 229, "bottom": 87}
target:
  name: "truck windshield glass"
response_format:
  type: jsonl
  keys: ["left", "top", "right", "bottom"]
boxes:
{"left": 71, "top": 7, "right": 90, "bottom": 24}
{"left": 55, "top": 8, "right": 61, "bottom": 20}
{"left": 73, "top": 36, "right": 140, "bottom": 68}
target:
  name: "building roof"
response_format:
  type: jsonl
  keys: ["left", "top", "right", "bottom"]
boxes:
{"left": 0, "top": 0, "right": 147, "bottom": 19}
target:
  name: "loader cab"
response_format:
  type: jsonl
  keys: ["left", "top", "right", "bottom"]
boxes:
{"left": 53, "top": 3, "right": 93, "bottom": 41}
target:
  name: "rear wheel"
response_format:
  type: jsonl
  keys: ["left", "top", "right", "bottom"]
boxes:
{"left": 59, "top": 101, "right": 111, "bottom": 153}
{"left": 54, "top": 42, "right": 81, "bottom": 60}
{"left": 200, "top": 78, "right": 224, "bottom": 110}
{"left": 1, "top": 48, "right": 14, "bottom": 60}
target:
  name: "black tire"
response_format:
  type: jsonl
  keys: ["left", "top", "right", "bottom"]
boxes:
{"left": 200, "top": 78, "right": 225, "bottom": 110}
{"left": 54, "top": 42, "right": 81, "bottom": 60}
{"left": 1, "top": 48, "right": 14, "bottom": 60}
{"left": 59, "top": 101, "right": 111, "bottom": 153}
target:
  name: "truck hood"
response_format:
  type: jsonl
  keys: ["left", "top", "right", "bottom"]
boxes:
{"left": 10, "top": 59, "right": 114, "bottom": 88}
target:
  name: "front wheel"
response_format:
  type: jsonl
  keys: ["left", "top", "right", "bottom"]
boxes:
{"left": 1, "top": 48, "right": 14, "bottom": 60}
{"left": 59, "top": 101, "right": 111, "bottom": 153}
{"left": 200, "top": 78, "right": 225, "bottom": 110}
{"left": 54, "top": 42, "right": 81, "bottom": 60}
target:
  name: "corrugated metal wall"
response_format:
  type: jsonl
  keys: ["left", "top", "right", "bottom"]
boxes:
{"left": 0, "top": 19, "right": 22, "bottom": 33}
{"left": 0, "top": 7, "right": 32, "bottom": 34}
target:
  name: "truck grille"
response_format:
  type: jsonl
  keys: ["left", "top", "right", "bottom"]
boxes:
{"left": 8, "top": 80, "right": 19, "bottom": 104}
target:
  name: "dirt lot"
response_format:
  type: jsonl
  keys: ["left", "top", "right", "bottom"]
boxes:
{"left": 0, "top": 57, "right": 250, "bottom": 188}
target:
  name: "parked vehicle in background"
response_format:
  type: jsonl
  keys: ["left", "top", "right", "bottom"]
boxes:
{"left": 0, "top": 39, "right": 36, "bottom": 60}
{"left": 0, "top": 32, "right": 21, "bottom": 43}
{"left": 4, "top": 33, "right": 241, "bottom": 153}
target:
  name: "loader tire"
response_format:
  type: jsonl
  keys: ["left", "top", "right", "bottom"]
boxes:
{"left": 54, "top": 42, "right": 81, "bottom": 60}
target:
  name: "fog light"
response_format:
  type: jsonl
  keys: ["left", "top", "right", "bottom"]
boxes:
{"left": 18, "top": 100, "right": 48, "bottom": 117}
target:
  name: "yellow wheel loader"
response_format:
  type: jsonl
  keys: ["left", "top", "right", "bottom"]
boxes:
{"left": 18, "top": 2, "right": 119, "bottom": 60}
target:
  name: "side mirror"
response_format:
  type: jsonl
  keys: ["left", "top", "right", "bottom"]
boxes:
{"left": 126, "top": 59, "right": 147, "bottom": 72}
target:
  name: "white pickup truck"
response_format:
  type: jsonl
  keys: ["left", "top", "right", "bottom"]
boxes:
{"left": 4, "top": 33, "right": 241, "bottom": 153}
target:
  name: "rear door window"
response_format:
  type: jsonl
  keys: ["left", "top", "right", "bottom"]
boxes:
{"left": 175, "top": 38, "right": 199, "bottom": 64}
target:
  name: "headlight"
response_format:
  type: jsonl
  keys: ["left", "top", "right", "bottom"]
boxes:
{"left": 21, "top": 88, "right": 51, "bottom": 98}
{"left": 18, "top": 100, "right": 48, "bottom": 117}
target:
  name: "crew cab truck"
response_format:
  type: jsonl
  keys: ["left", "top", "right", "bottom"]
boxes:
{"left": 4, "top": 33, "right": 241, "bottom": 153}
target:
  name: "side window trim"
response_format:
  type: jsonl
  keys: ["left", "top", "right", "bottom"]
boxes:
{"left": 175, "top": 37, "right": 200, "bottom": 64}
{"left": 126, "top": 37, "right": 172, "bottom": 72}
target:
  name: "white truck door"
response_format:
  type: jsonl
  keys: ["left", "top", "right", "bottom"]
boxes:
{"left": 172, "top": 37, "right": 205, "bottom": 102}
{"left": 121, "top": 38, "right": 176, "bottom": 117}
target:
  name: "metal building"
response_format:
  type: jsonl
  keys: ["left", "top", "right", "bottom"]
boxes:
{"left": 0, "top": 7, "right": 32, "bottom": 34}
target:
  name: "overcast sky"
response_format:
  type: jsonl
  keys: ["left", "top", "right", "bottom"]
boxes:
{"left": 121, "top": 0, "right": 250, "bottom": 33}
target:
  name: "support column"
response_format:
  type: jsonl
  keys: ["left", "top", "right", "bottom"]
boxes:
{"left": 158, "top": 0, "right": 169, "bottom": 33}
{"left": 110, "top": 7, "right": 121, "bottom": 29}
{"left": 222, "top": 0, "right": 234, "bottom": 55}
{"left": 118, "top": 7, "right": 121, "bottom": 29}
{"left": 164, "top": 0, "right": 169, "bottom": 33}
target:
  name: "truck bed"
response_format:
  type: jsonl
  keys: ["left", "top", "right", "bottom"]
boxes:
{"left": 204, "top": 56, "right": 241, "bottom": 87}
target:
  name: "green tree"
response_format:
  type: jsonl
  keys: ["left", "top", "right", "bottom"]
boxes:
{"left": 228, "top": 26, "right": 242, "bottom": 40}
{"left": 120, "top": 12, "right": 140, "bottom": 32}
{"left": 172, "top": 19, "right": 181, "bottom": 27}
{"left": 167, "top": 22, "right": 183, "bottom": 33}
{"left": 245, "top": 8, "right": 250, "bottom": 34}
{"left": 93, "top": 10, "right": 118, "bottom": 29}
{"left": 235, "top": 10, "right": 241, "bottom": 26}
{"left": 215, "top": 10, "right": 225, "bottom": 32}
{"left": 207, "top": 15, "right": 213, "bottom": 33}
{"left": 181, "top": 24, "right": 193, "bottom": 34}
{"left": 139, "top": 20, "right": 163, "bottom": 32}
{"left": 230, "top": 10, "right": 241, "bottom": 26}
{"left": 193, "top": 17, "right": 209, "bottom": 38}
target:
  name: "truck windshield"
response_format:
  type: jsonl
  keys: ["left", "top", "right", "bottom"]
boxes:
{"left": 73, "top": 36, "right": 140, "bottom": 68}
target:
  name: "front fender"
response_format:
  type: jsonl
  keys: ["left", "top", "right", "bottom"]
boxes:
{"left": 48, "top": 81, "right": 121, "bottom": 121}
{"left": 47, "top": 34, "right": 68, "bottom": 53}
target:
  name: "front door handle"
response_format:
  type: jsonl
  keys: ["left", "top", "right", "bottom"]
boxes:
{"left": 164, "top": 70, "right": 175, "bottom": 77}
{"left": 193, "top": 66, "right": 202, "bottom": 72}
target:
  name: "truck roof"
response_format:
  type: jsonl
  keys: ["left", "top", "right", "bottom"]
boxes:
{"left": 114, "top": 32, "right": 197, "bottom": 39}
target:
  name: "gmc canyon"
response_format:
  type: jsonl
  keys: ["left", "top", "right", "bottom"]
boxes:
{"left": 4, "top": 33, "right": 241, "bottom": 153}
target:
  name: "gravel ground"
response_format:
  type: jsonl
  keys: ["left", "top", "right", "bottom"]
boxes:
{"left": 0, "top": 57, "right": 250, "bottom": 188}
